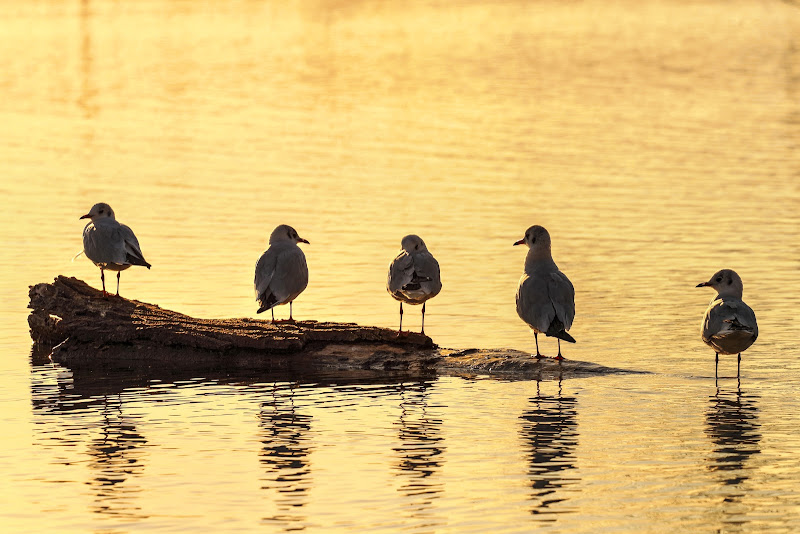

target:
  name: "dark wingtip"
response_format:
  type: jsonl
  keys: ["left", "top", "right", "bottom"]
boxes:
{"left": 547, "top": 330, "right": 576, "bottom": 343}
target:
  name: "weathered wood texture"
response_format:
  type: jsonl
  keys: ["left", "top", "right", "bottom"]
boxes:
{"left": 28, "top": 276, "right": 637, "bottom": 380}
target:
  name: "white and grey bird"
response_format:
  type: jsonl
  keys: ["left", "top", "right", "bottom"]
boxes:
{"left": 80, "top": 202, "right": 151, "bottom": 297}
{"left": 255, "top": 224, "right": 309, "bottom": 322}
{"left": 696, "top": 269, "right": 758, "bottom": 378}
{"left": 387, "top": 234, "right": 442, "bottom": 335}
{"left": 514, "top": 225, "right": 575, "bottom": 359}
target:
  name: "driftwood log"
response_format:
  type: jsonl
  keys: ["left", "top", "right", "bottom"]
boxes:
{"left": 28, "top": 276, "right": 636, "bottom": 381}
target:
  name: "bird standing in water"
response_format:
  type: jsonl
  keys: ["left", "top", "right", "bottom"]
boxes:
{"left": 515, "top": 225, "right": 575, "bottom": 359}
{"left": 255, "top": 224, "right": 309, "bottom": 322}
{"left": 80, "top": 202, "right": 151, "bottom": 297}
{"left": 697, "top": 269, "right": 758, "bottom": 378}
{"left": 387, "top": 234, "right": 442, "bottom": 335}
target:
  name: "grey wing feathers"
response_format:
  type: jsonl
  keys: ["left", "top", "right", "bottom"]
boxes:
{"left": 387, "top": 252, "right": 414, "bottom": 294}
{"left": 119, "top": 224, "right": 150, "bottom": 268}
{"left": 255, "top": 245, "right": 308, "bottom": 311}
{"left": 516, "top": 270, "right": 575, "bottom": 336}
{"left": 413, "top": 252, "right": 442, "bottom": 296}
{"left": 83, "top": 221, "right": 127, "bottom": 266}
{"left": 548, "top": 271, "right": 575, "bottom": 331}
{"left": 703, "top": 299, "right": 758, "bottom": 344}
{"left": 270, "top": 247, "right": 309, "bottom": 304}
{"left": 255, "top": 248, "right": 279, "bottom": 300}
{"left": 516, "top": 274, "right": 555, "bottom": 333}
{"left": 387, "top": 251, "right": 441, "bottom": 300}
{"left": 83, "top": 220, "right": 149, "bottom": 268}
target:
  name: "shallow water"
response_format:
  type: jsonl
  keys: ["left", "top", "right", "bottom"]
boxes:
{"left": 1, "top": 0, "right": 800, "bottom": 531}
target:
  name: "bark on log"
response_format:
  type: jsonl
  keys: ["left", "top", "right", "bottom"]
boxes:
{"left": 28, "top": 276, "right": 637, "bottom": 380}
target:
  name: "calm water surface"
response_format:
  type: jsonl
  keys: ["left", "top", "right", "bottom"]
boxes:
{"left": 1, "top": 0, "right": 800, "bottom": 531}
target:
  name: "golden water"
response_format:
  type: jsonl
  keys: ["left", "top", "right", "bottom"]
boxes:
{"left": 1, "top": 0, "right": 800, "bottom": 531}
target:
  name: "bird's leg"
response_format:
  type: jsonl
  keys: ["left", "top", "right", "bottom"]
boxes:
{"left": 396, "top": 302, "right": 408, "bottom": 337}
{"left": 737, "top": 353, "right": 741, "bottom": 378}
{"left": 100, "top": 268, "right": 108, "bottom": 297}
{"left": 534, "top": 332, "right": 543, "bottom": 359}
{"left": 555, "top": 339, "right": 565, "bottom": 360}
{"left": 116, "top": 271, "right": 121, "bottom": 297}
{"left": 421, "top": 302, "right": 426, "bottom": 335}
{"left": 274, "top": 303, "right": 296, "bottom": 324}
{"left": 715, "top": 353, "right": 719, "bottom": 380}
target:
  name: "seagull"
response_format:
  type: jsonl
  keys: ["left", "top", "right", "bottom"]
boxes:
{"left": 697, "top": 269, "right": 758, "bottom": 378}
{"left": 80, "top": 202, "right": 151, "bottom": 297}
{"left": 387, "top": 234, "right": 442, "bottom": 335}
{"left": 255, "top": 224, "right": 309, "bottom": 322}
{"left": 515, "top": 225, "right": 575, "bottom": 359}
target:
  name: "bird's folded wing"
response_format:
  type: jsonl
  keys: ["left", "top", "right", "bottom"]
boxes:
{"left": 704, "top": 300, "right": 757, "bottom": 342}
{"left": 413, "top": 252, "right": 442, "bottom": 295}
{"left": 548, "top": 271, "right": 575, "bottom": 331}
{"left": 270, "top": 248, "right": 308, "bottom": 302}
{"left": 517, "top": 274, "right": 555, "bottom": 332}
{"left": 255, "top": 249, "right": 278, "bottom": 299}
{"left": 387, "top": 252, "right": 414, "bottom": 293}
{"left": 120, "top": 224, "right": 149, "bottom": 266}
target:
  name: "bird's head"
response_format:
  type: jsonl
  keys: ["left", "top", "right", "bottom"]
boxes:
{"left": 696, "top": 269, "right": 744, "bottom": 298}
{"left": 513, "top": 225, "right": 551, "bottom": 251}
{"left": 270, "top": 224, "right": 309, "bottom": 245}
{"left": 80, "top": 202, "right": 116, "bottom": 222}
{"left": 400, "top": 234, "right": 428, "bottom": 253}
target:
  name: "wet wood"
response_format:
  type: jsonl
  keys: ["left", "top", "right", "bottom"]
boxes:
{"left": 28, "top": 276, "right": 637, "bottom": 380}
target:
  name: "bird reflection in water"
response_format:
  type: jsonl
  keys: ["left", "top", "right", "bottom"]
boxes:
{"left": 259, "top": 383, "right": 313, "bottom": 529}
{"left": 705, "top": 386, "right": 761, "bottom": 512}
{"left": 29, "top": 354, "right": 149, "bottom": 520}
{"left": 392, "top": 381, "right": 446, "bottom": 528}
{"left": 519, "top": 380, "right": 579, "bottom": 519}
{"left": 86, "top": 395, "right": 148, "bottom": 519}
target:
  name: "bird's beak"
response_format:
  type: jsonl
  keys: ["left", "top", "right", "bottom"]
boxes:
{"left": 696, "top": 282, "right": 709, "bottom": 288}
{"left": 298, "top": 238, "right": 310, "bottom": 244}
{"left": 513, "top": 238, "right": 525, "bottom": 246}
{"left": 80, "top": 213, "right": 91, "bottom": 219}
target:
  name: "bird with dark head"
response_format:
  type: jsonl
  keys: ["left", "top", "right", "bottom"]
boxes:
{"left": 254, "top": 224, "right": 309, "bottom": 322}
{"left": 387, "top": 234, "right": 442, "bottom": 335}
{"left": 80, "top": 202, "right": 151, "bottom": 297}
{"left": 514, "top": 225, "right": 575, "bottom": 359}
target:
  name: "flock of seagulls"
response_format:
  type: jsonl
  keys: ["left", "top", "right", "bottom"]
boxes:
{"left": 79, "top": 202, "right": 759, "bottom": 377}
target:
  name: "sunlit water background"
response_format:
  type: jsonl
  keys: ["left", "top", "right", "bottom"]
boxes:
{"left": 1, "top": 0, "right": 800, "bottom": 531}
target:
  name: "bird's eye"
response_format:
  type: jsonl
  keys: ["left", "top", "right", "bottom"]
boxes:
{"left": 415, "top": 245, "right": 419, "bottom": 250}
{"left": 531, "top": 237, "right": 536, "bottom": 244}
{"left": 715, "top": 277, "right": 722, "bottom": 282}
{"left": 99, "top": 209, "right": 104, "bottom": 214}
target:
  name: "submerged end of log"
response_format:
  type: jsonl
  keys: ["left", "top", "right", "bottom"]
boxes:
{"left": 28, "top": 276, "right": 640, "bottom": 381}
